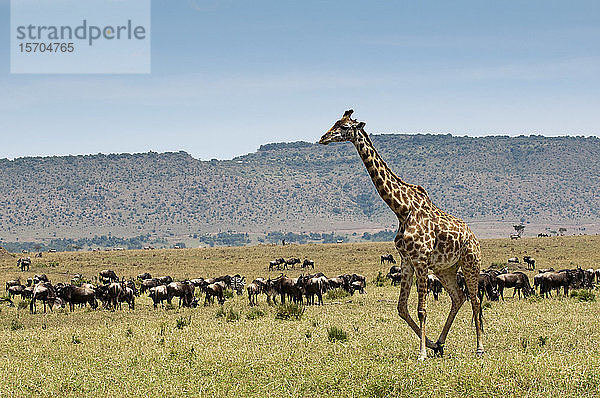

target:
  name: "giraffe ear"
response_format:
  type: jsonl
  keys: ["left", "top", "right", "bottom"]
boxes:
{"left": 343, "top": 109, "right": 354, "bottom": 118}
{"left": 356, "top": 122, "right": 365, "bottom": 129}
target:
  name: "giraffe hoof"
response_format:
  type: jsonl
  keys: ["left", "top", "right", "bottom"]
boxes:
{"left": 433, "top": 342, "right": 444, "bottom": 358}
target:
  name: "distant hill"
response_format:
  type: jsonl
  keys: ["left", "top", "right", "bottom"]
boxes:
{"left": 1, "top": 134, "right": 599, "bottom": 244}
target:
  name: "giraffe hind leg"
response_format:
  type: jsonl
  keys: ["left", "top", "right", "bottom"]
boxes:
{"left": 432, "top": 265, "right": 466, "bottom": 357}
{"left": 462, "top": 257, "right": 484, "bottom": 356}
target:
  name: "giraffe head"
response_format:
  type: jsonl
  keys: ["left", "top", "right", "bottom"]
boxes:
{"left": 319, "top": 110, "right": 365, "bottom": 145}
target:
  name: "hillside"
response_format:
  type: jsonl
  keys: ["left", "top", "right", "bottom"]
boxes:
{"left": 1, "top": 134, "right": 599, "bottom": 244}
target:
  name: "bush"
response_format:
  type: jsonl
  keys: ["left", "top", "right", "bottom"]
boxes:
{"left": 175, "top": 316, "right": 191, "bottom": 329}
{"left": 223, "top": 290, "right": 234, "bottom": 299}
{"left": 10, "top": 319, "right": 24, "bottom": 331}
{"left": 328, "top": 326, "right": 348, "bottom": 342}
{"left": 71, "top": 335, "right": 82, "bottom": 344}
{"left": 18, "top": 300, "right": 29, "bottom": 310}
{"left": 275, "top": 303, "right": 305, "bottom": 320}
{"left": 226, "top": 309, "right": 240, "bottom": 322}
{"left": 246, "top": 308, "right": 265, "bottom": 320}
{"left": 570, "top": 290, "right": 595, "bottom": 302}
{"left": 215, "top": 307, "right": 226, "bottom": 318}
{"left": 374, "top": 271, "right": 386, "bottom": 287}
{"left": 326, "top": 288, "right": 349, "bottom": 300}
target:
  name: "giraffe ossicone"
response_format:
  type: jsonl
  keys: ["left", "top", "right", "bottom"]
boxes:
{"left": 320, "top": 110, "right": 484, "bottom": 359}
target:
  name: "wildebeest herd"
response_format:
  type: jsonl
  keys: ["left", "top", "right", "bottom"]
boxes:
{"left": 386, "top": 254, "right": 600, "bottom": 303}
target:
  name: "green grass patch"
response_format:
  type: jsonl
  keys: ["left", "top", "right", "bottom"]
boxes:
{"left": 326, "top": 288, "right": 349, "bottom": 300}
{"left": 374, "top": 271, "right": 386, "bottom": 287}
{"left": 175, "top": 316, "right": 191, "bottom": 329}
{"left": 10, "top": 319, "right": 24, "bottom": 331}
{"left": 327, "top": 326, "right": 348, "bottom": 343}
{"left": 226, "top": 309, "right": 240, "bottom": 322}
{"left": 570, "top": 289, "right": 595, "bottom": 302}
{"left": 246, "top": 308, "right": 265, "bottom": 320}
{"left": 275, "top": 303, "right": 305, "bottom": 320}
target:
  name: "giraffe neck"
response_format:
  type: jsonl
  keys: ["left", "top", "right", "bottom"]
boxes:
{"left": 353, "top": 131, "right": 416, "bottom": 224}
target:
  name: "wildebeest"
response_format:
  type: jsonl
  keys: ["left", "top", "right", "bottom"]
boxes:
{"left": 121, "top": 279, "right": 139, "bottom": 296}
{"left": 349, "top": 280, "right": 366, "bottom": 295}
{"left": 6, "top": 279, "right": 20, "bottom": 292}
{"left": 496, "top": 272, "right": 533, "bottom": 299}
{"left": 523, "top": 256, "right": 536, "bottom": 270}
{"left": 387, "top": 272, "right": 403, "bottom": 286}
{"left": 285, "top": 258, "right": 301, "bottom": 269}
{"left": 157, "top": 275, "right": 173, "bottom": 285}
{"left": 17, "top": 257, "right": 31, "bottom": 271}
{"left": 247, "top": 281, "right": 262, "bottom": 306}
{"left": 269, "top": 258, "right": 285, "bottom": 271}
{"left": 33, "top": 274, "right": 49, "bottom": 284}
{"left": 7, "top": 285, "right": 25, "bottom": 299}
{"left": 427, "top": 275, "right": 443, "bottom": 300}
{"left": 137, "top": 272, "right": 152, "bottom": 281}
{"left": 56, "top": 285, "right": 98, "bottom": 311}
{"left": 596, "top": 269, "right": 600, "bottom": 284}
{"left": 118, "top": 286, "right": 135, "bottom": 310}
{"left": 302, "top": 259, "right": 315, "bottom": 269}
{"left": 149, "top": 285, "right": 168, "bottom": 308}
{"left": 538, "top": 270, "right": 574, "bottom": 298}
{"left": 204, "top": 283, "right": 225, "bottom": 305}
{"left": 478, "top": 273, "right": 499, "bottom": 301}
{"left": 167, "top": 281, "right": 195, "bottom": 307}
{"left": 30, "top": 282, "right": 57, "bottom": 313}
{"left": 99, "top": 269, "right": 118, "bottom": 284}
{"left": 583, "top": 269, "right": 595, "bottom": 289}
{"left": 297, "top": 274, "right": 326, "bottom": 305}
{"left": 380, "top": 254, "right": 396, "bottom": 264}
{"left": 140, "top": 278, "right": 160, "bottom": 294}
{"left": 507, "top": 257, "right": 519, "bottom": 264}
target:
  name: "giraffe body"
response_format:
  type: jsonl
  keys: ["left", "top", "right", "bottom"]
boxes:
{"left": 319, "top": 110, "right": 484, "bottom": 359}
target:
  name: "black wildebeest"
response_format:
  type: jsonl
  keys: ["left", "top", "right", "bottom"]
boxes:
{"left": 56, "top": 285, "right": 98, "bottom": 311}
{"left": 269, "top": 258, "right": 285, "bottom": 271}
{"left": 119, "top": 286, "right": 135, "bottom": 310}
{"left": 380, "top": 254, "right": 396, "bottom": 265}
{"left": 157, "top": 275, "right": 173, "bottom": 285}
{"left": 496, "top": 272, "right": 533, "bottom": 300}
{"left": 349, "top": 280, "right": 366, "bottom": 295}
{"left": 523, "top": 256, "right": 536, "bottom": 270}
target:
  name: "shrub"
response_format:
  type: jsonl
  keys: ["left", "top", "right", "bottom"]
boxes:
{"left": 374, "top": 271, "right": 386, "bottom": 287}
{"left": 328, "top": 326, "right": 348, "bottom": 342}
{"left": 175, "top": 316, "right": 191, "bottom": 329}
{"left": 18, "top": 300, "right": 29, "bottom": 310}
{"left": 226, "top": 309, "right": 240, "bottom": 322}
{"left": 215, "top": 307, "right": 226, "bottom": 318}
{"left": 125, "top": 327, "right": 133, "bottom": 337}
{"left": 10, "top": 319, "right": 24, "bottom": 331}
{"left": 570, "top": 290, "right": 595, "bottom": 302}
{"left": 326, "top": 288, "right": 349, "bottom": 300}
{"left": 164, "top": 303, "right": 176, "bottom": 311}
{"left": 223, "top": 290, "right": 234, "bottom": 299}
{"left": 275, "top": 303, "right": 305, "bottom": 320}
{"left": 71, "top": 335, "right": 82, "bottom": 344}
{"left": 246, "top": 308, "right": 265, "bottom": 320}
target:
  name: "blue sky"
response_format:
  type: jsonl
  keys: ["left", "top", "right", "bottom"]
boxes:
{"left": 1, "top": 0, "right": 599, "bottom": 160}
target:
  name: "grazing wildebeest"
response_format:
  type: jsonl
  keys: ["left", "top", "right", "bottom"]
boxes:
{"left": 427, "top": 275, "right": 443, "bottom": 301}
{"left": 56, "top": 285, "right": 98, "bottom": 311}
{"left": 584, "top": 269, "right": 595, "bottom": 289}
{"left": 140, "top": 278, "right": 160, "bottom": 294}
{"left": 8, "top": 285, "right": 25, "bottom": 299}
{"left": 122, "top": 279, "right": 139, "bottom": 296}
{"left": 349, "top": 280, "right": 366, "bottom": 295}
{"left": 380, "top": 254, "right": 396, "bottom": 265}
{"left": 6, "top": 279, "right": 20, "bottom": 292}
{"left": 538, "top": 271, "right": 574, "bottom": 298}
{"left": 275, "top": 275, "right": 302, "bottom": 304}
{"left": 387, "top": 272, "right": 403, "bottom": 286}
{"left": 149, "top": 285, "right": 168, "bottom": 308}
{"left": 478, "top": 273, "right": 499, "bottom": 301}
{"left": 496, "top": 272, "right": 533, "bottom": 300}
{"left": 388, "top": 265, "right": 401, "bottom": 275}
{"left": 157, "top": 276, "right": 173, "bottom": 285}
{"left": 285, "top": 258, "right": 301, "bottom": 269}
{"left": 247, "top": 281, "right": 261, "bottom": 306}
{"left": 302, "top": 259, "right": 315, "bottom": 269}
{"left": 137, "top": 272, "right": 152, "bottom": 281}
{"left": 17, "top": 257, "right": 31, "bottom": 271}
{"left": 105, "top": 283, "right": 124, "bottom": 310}
{"left": 269, "top": 258, "right": 285, "bottom": 271}
{"left": 167, "top": 281, "right": 195, "bottom": 307}
{"left": 204, "top": 283, "right": 225, "bottom": 305}
{"left": 523, "top": 256, "right": 536, "bottom": 270}
{"left": 30, "top": 282, "right": 56, "bottom": 313}
{"left": 190, "top": 278, "right": 205, "bottom": 288}
{"left": 326, "top": 276, "right": 345, "bottom": 290}
{"left": 99, "top": 269, "right": 118, "bottom": 284}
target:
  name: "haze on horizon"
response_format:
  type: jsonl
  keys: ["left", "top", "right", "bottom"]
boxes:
{"left": 0, "top": 1, "right": 599, "bottom": 160}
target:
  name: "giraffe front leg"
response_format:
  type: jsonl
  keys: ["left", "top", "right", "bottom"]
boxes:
{"left": 396, "top": 264, "right": 437, "bottom": 351}
{"left": 463, "top": 259, "right": 484, "bottom": 357}
{"left": 415, "top": 268, "right": 429, "bottom": 360}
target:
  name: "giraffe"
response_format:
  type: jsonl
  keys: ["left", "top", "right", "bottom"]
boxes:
{"left": 319, "top": 110, "right": 484, "bottom": 360}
